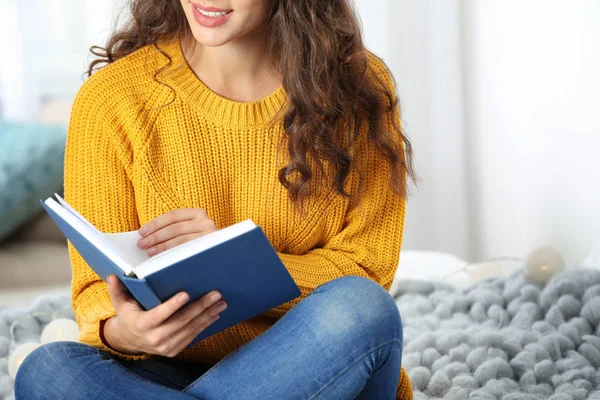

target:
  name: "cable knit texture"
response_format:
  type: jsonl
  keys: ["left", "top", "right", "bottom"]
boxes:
{"left": 396, "top": 269, "right": 600, "bottom": 400}
{"left": 64, "top": 39, "right": 411, "bottom": 399}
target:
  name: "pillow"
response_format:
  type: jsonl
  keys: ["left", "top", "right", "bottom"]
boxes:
{"left": 0, "top": 121, "right": 67, "bottom": 241}
{"left": 391, "top": 251, "right": 469, "bottom": 294}
{"left": 391, "top": 250, "right": 523, "bottom": 292}
{"left": 10, "top": 212, "right": 67, "bottom": 243}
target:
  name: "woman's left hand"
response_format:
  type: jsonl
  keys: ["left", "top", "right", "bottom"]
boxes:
{"left": 137, "top": 208, "right": 217, "bottom": 257}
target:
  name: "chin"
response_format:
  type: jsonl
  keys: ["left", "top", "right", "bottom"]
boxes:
{"left": 190, "top": 30, "right": 234, "bottom": 47}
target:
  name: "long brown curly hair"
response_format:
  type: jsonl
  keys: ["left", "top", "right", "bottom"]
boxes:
{"left": 89, "top": 0, "right": 417, "bottom": 210}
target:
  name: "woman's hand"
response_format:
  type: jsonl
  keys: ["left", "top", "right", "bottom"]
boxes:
{"left": 103, "top": 275, "right": 227, "bottom": 357}
{"left": 137, "top": 208, "right": 217, "bottom": 257}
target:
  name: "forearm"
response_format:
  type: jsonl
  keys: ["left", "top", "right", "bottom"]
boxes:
{"left": 263, "top": 245, "right": 400, "bottom": 319}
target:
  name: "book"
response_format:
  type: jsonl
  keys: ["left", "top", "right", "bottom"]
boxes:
{"left": 40, "top": 194, "right": 301, "bottom": 345}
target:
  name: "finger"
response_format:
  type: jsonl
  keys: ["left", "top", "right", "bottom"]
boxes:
{"left": 188, "top": 308, "right": 222, "bottom": 338}
{"left": 163, "top": 314, "right": 220, "bottom": 357}
{"left": 142, "top": 290, "right": 197, "bottom": 330}
{"left": 160, "top": 300, "right": 226, "bottom": 357}
{"left": 139, "top": 209, "right": 203, "bottom": 237}
{"left": 171, "top": 298, "right": 226, "bottom": 331}
{"left": 107, "top": 275, "right": 136, "bottom": 313}
{"left": 151, "top": 290, "right": 222, "bottom": 336}
{"left": 146, "top": 233, "right": 203, "bottom": 256}
{"left": 138, "top": 222, "right": 204, "bottom": 250}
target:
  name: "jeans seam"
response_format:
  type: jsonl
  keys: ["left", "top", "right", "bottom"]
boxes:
{"left": 34, "top": 345, "right": 126, "bottom": 400}
{"left": 43, "top": 345, "right": 116, "bottom": 400}
{"left": 182, "top": 342, "right": 246, "bottom": 392}
{"left": 61, "top": 342, "right": 101, "bottom": 357}
{"left": 306, "top": 339, "right": 403, "bottom": 400}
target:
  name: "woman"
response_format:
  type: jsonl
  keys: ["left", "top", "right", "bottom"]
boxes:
{"left": 16, "top": 0, "right": 416, "bottom": 398}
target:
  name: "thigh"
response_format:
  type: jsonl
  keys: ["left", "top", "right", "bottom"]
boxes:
{"left": 14, "top": 341, "right": 198, "bottom": 400}
{"left": 184, "top": 276, "right": 403, "bottom": 400}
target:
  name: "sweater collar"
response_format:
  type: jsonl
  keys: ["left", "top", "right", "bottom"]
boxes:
{"left": 157, "top": 38, "right": 287, "bottom": 128}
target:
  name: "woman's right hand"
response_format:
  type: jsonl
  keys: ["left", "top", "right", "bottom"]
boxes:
{"left": 103, "top": 274, "right": 227, "bottom": 357}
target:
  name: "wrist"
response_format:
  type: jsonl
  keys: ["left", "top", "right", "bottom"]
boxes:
{"left": 102, "top": 316, "right": 142, "bottom": 356}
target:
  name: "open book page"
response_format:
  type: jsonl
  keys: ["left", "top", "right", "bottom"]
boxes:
{"left": 55, "top": 193, "right": 103, "bottom": 235}
{"left": 44, "top": 196, "right": 135, "bottom": 276}
{"left": 104, "top": 231, "right": 150, "bottom": 269}
{"left": 134, "top": 219, "right": 256, "bottom": 279}
{"left": 56, "top": 194, "right": 149, "bottom": 273}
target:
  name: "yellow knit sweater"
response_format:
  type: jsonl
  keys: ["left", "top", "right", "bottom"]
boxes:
{"left": 64, "top": 39, "right": 412, "bottom": 399}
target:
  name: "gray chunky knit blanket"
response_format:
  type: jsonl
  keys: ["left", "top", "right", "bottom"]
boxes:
{"left": 395, "top": 268, "right": 600, "bottom": 400}
{"left": 0, "top": 294, "right": 73, "bottom": 400}
{"left": 2, "top": 268, "right": 600, "bottom": 400}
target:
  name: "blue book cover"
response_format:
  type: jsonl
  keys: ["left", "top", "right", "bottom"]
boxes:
{"left": 41, "top": 196, "right": 301, "bottom": 346}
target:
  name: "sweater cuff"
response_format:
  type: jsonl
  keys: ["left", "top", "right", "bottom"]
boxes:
{"left": 76, "top": 289, "right": 150, "bottom": 361}
{"left": 396, "top": 366, "right": 413, "bottom": 399}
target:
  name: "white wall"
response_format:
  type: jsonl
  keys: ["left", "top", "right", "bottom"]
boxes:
{"left": 0, "top": 1, "right": 40, "bottom": 119}
{"left": 462, "top": 0, "right": 600, "bottom": 266}
{"left": 357, "top": 0, "right": 472, "bottom": 260}
{"left": 358, "top": 0, "right": 599, "bottom": 265}
{"left": 0, "top": 0, "right": 125, "bottom": 120}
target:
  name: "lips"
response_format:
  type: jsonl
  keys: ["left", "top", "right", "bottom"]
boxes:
{"left": 190, "top": 3, "right": 233, "bottom": 28}
{"left": 193, "top": 3, "right": 231, "bottom": 13}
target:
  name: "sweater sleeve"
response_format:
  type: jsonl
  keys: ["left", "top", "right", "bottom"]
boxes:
{"left": 266, "top": 59, "right": 407, "bottom": 319}
{"left": 267, "top": 162, "right": 406, "bottom": 318}
{"left": 64, "top": 82, "right": 149, "bottom": 360}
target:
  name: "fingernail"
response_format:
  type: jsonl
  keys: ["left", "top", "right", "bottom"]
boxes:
{"left": 138, "top": 238, "right": 148, "bottom": 248}
{"left": 178, "top": 293, "right": 189, "bottom": 304}
{"left": 147, "top": 247, "right": 157, "bottom": 257}
{"left": 210, "top": 292, "right": 221, "bottom": 302}
{"left": 138, "top": 226, "right": 148, "bottom": 236}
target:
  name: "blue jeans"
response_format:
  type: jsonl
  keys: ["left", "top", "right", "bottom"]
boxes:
{"left": 15, "top": 276, "right": 403, "bottom": 399}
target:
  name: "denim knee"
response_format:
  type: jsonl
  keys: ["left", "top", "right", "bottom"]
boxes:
{"left": 14, "top": 341, "right": 97, "bottom": 399}
{"left": 312, "top": 276, "right": 403, "bottom": 342}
